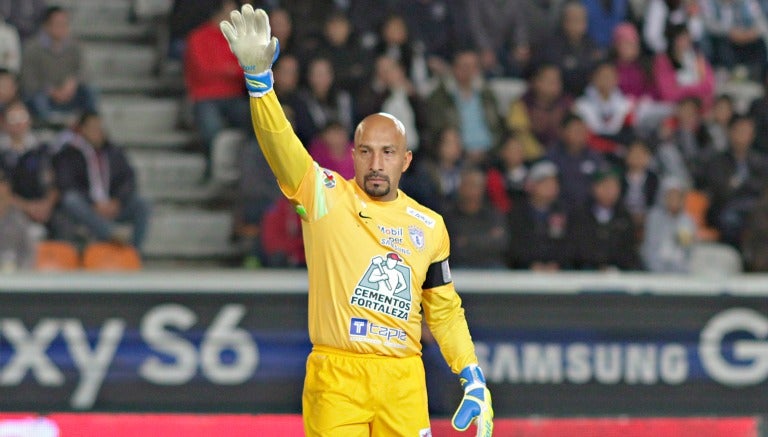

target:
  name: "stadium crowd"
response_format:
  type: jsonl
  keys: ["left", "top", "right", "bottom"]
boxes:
{"left": 4, "top": 0, "right": 768, "bottom": 273}
{"left": 0, "top": 2, "right": 149, "bottom": 271}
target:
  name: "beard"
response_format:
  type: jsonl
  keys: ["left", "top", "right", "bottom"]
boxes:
{"left": 363, "top": 172, "right": 391, "bottom": 198}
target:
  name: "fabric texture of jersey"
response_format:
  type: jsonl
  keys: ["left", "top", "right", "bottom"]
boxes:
{"left": 249, "top": 92, "right": 477, "bottom": 373}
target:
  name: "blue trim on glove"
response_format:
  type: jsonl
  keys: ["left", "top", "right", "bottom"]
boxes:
{"left": 245, "top": 70, "right": 273, "bottom": 96}
{"left": 459, "top": 364, "right": 486, "bottom": 391}
{"left": 452, "top": 364, "right": 493, "bottom": 435}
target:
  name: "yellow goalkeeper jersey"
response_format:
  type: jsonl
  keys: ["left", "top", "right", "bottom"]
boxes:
{"left": 250, "top": 92, "right": 477, "bottom": 373}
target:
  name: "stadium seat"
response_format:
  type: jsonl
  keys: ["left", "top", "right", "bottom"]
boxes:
{"left": 488, "top": 78, "right": 527, "bottom": 114}
{"left": 82, "top": 243, "right": 142, "bottom": 271}
{"left": 133, "top": 0, "right": 174, "bottom": 19}
{"left": 129, "top": 151, "right": 208, "bottom": 201}
{"left": 212, "top": 129, "right": 246, "bottom": 185}
{"left": 35, "top": 241, "right": 81, "bottom": 271}
{"left": 689, "top": 242, "right": 743, "bottom": 276}
{"left": 143, "top": 208, "right": 237, "bottom": 258}
{"left": 100, "top": 97, "right": 193, "bottom": 148}
{"left": 684, "top": 190, "right": 720, "bottom": 241}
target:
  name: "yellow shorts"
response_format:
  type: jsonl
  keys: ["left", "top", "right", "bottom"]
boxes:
{"left": 302, "top": 345, "right": 431, "bottom": 437}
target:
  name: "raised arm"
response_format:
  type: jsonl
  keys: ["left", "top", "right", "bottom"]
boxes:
{"left": 219, "top": 4, "right": 311, "bottom": 195}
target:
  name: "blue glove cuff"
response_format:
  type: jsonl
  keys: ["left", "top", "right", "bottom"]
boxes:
{"left": 459, "top": 364, "right": 486, "bottom": 392}
{"left": 244, "top": 70, "right": 273, "bottom": 97}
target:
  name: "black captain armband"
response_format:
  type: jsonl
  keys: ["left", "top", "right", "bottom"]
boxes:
{"left": 423, "top": 258, "right": 452, "bottom": 289}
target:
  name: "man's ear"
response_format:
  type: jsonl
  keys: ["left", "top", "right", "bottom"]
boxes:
{"left": 401, "top": 150, "right": 413, "bottom": 173}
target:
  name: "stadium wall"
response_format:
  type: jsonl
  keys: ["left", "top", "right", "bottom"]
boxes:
{"left": 1, "top": 271, "right": 768, "bottom": 418}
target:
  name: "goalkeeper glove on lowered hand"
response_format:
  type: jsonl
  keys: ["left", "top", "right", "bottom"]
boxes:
{"left": 219, "top": 4, "right": 279, "bottom": 97}
{"left": 452, "top": 364, "right": 493, "bottom": 437}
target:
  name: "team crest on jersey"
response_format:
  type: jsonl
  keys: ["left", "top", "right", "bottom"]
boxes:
{"left": 349, "top": 253, "right": 412, "bottom": 321}
{"left": 408, "top": 225, "right": 425, "bottom": 250}
{"left": 321, "top": 168, "right": 336, "bottom": 188}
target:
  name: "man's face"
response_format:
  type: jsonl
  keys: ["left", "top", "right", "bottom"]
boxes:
{"left": 534, "top": 67, "right": 562, "bottom": 100}
{"left": 79, "top": 116, "right": 106, "bottom": 147}
{"left": 325, "top": 17, "right": 350, "bottom": 46}
{"left": 458, "top": 170, "right": 486, "bottom": 213}
{"left": 382, "top": 16, "right": 407, "bottom": 45}
{"left": 531, "top": 176, "right": 560, "bottom": 204}
{"left": 593, "top": 177, "right": 621, "bottom": 208}
{"left": 452, "top": 52, "right": 480, "bottom": 87}
{"left": 563, "top": 4, "right": 587, "bottom": 40}
{"left": 45, "top": 11, "right": 70, "bottom": 42}
{"left": 3, "top": 104, "right": 31, "bottom": 137}
{"left": 269, "top": 9, "right": 292, "bottom": 43}
{"left": 274, "top": 56, "right": 299, "bottom": 92}
{"left": 562, "top": 120, "right": 588, "bottom": 150}
{"left": 593, "top": 65, "right": 617, "bottom": 95}
{"left": 665, "top": 188, "right": 684, "bottom": 214}
{"left": 308, "top": 59, "right": 333, "bottom": 95}
{"left": 626, "top": 143, "right": 650, "bottom": 170}
{"left": 353, "top": 115, "right": 412, "bottom": 201}
{"left": 729, "top": 119, "right": 755, "bottom": 153}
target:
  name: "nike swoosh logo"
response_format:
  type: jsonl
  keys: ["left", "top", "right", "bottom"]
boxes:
{"left": 358, "top": 211, "right": 372, "bottom": 220}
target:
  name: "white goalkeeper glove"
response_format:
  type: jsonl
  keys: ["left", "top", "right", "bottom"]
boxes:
{"left": 219, "top": 4, "right": 279, "bottom": 97}
{"left": 452, "top": 364, "right": 494, "bottom": 436}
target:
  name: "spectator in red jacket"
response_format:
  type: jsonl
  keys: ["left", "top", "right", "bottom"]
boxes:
{"left": 260, "top": 196, "right": 306, "bottom": 268}
{"left": 486, "top": 134, "right": 529, "bottom": 214}
{"left": 184, "top": 0, "right": 250, "bottom": 179}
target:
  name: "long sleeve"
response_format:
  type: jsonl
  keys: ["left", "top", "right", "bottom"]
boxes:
{"left": 421, "top": 220, "right": 477, "bottom": 374}
{"left": 422, "top": 283, "right": 478, "bottom": 374}
{"left": 249, "top": 91, "right": 313, "bottom": 196}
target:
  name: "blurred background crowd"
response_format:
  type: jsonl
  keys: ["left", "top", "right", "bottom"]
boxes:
{"left": 3, "top": 0, "right": 768, "bottom": 274}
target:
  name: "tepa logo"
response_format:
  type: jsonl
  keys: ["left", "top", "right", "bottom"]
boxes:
{"left": 349, "top": 318, "right": 368, "bottom": 336}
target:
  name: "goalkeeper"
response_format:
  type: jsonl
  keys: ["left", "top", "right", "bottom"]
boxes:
{"left": 220, "top": 5, "right": 493, "bottom": 436}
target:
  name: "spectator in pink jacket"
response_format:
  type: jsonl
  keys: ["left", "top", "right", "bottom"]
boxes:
{"left": 611, "top": 22, "right": 655, "bottom": 99}
{"left": 652, "top": 24, "right": 716, "bottom": 111}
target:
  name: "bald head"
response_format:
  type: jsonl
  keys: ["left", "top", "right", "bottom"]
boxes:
{"left": 355, "top": 113, "right": 406, "bottom": 147}
{"left": 352, "top": 113, "right": 412, "bottom": 201}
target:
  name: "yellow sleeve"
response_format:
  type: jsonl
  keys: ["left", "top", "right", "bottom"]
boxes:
{"left": 423, "top": 283, "right": 478, "bottom": 374}
{"left": 249, "top": 91, "right": 313, "bottom": 196}
{"left": 422, "top": 220, "right": 478, "bottom": 374}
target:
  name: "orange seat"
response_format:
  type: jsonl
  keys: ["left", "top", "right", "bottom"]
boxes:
{"left": 35, "top": 240, "right": 80, "bottom": 271}
{"left": 82, "top": 242, "right": 142, "bottom": 271}
{"left": 685, "top": 190, "right": 720, "bottom": 241}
